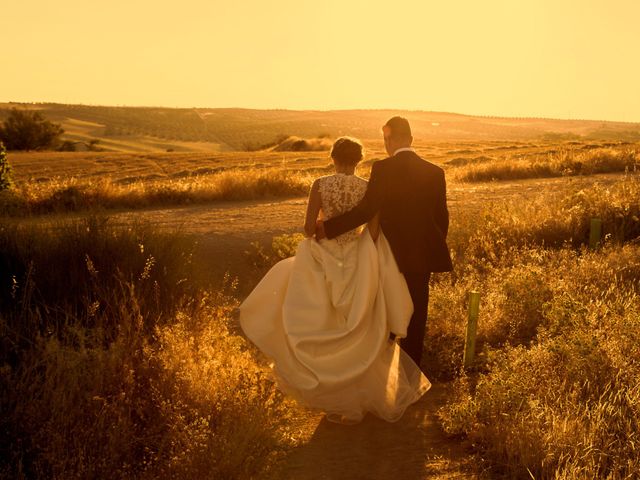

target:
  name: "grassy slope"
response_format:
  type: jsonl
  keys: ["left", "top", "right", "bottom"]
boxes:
{"left": 2, "top": 102, "right": 640, "bottom": 153}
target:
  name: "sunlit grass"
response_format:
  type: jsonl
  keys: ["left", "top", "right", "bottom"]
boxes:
{"left": 435, "top": 248, "right": 640, "bottom": 478}
{"left": 0, "top": 169, "right": 313, "bottom": 215}
{"left": 2, "top": 153, "right": 640, "bottom": 478}
{"left": 4, "top": 141, "right": 638, "bottom": 218}
{"left": 424, "top": 175, "right": 640, "bottom": 478}
{"left": 452, "top": 146, "right": 639, "bottom": 182}
{"left": 0, "top": 218, "right": 299, "bottom": 479}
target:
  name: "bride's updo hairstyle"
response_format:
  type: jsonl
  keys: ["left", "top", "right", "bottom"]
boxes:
{"left": 330, "top": 136, "right": 364, "bottom": 167}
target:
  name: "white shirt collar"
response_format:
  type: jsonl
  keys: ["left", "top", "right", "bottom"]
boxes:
{"left": 393, "top": 147, "right": 415, "bottom": 156}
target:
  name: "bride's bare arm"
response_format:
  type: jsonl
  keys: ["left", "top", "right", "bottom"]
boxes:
{"left": 303, "top": 179, "right": 321, "bottom": 237}
{"left": 368, "top": 212, "right": 380, "bottom": 242}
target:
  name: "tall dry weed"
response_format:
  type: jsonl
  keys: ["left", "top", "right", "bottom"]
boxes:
{"left": 447, "top": 174, "right": 640, "bottom": 269}
{"left": 1, "top": 169, "right": 311, "bottom": 216}
{"left": 430, "top": 176, "right": 640, "bottom": 478}
{"left": 0, "top": 219, "right": 298, "bottom": 479}
{"left": 452, "top": 146, "right": 639, "bottom": 182}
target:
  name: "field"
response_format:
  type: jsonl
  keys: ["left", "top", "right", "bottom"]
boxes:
{"left": 3, "top": 103, "right": 640, "bottom": 153}
{"left": 1, "top": 131, "right": 640, "bottom": 478}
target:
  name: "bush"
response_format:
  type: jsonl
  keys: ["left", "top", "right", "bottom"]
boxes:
{"left": 273, "top": 136, "right": 332, "bottom": 152}
{"left": 0, "top": 108, "right": 64, "bottom": 151}
{"left": 0, "top": 142, "right": 12, "bottom": 190}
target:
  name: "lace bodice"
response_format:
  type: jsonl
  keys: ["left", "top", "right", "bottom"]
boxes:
{"left": 318, "top": 174, "right": 368, "bottom": 245}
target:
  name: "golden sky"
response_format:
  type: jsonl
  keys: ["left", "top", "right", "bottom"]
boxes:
{"left": 3, "top": 0, "right": 639, "bottom": 121}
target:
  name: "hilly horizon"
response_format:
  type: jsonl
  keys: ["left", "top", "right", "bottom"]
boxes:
{"left": 2, "top": 101, "right": 640, "bottom": 153}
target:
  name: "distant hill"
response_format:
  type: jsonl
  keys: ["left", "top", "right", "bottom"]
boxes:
{"left": 1, "top": 102, "right": 639, "bottom": 152}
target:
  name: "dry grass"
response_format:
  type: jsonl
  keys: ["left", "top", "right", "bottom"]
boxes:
{"left": 423, "top": 176, "right": 640, "bottom": 478}
{"left": 448, "top": 174, "right": 640, "bottom": 265}
{"left": 246, "top": 173, "right": 640, "bottom": 478}
{"left": 452, "top": 146, "right": 639, "bottom": 182}
{"left": 0, "top": 169, "right": 312, "bottom": 215}
{"left": 435, "top": 246, "right": 640, "bottom": 478}
{"left": 2, "top": 152, "right": 640, "bottom": 478}
{"left": 4, "top": 142, "right": 638, "bottom": 218}
{"left": 0, "top": 218, "right": 299, "bottom": 479}
{"left": 425, "top": 175, "right": 640, "bottom": 377}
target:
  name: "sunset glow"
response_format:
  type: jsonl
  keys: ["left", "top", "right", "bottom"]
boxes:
{"left": 3, "top": 0, "right": 640, "bottom": 121}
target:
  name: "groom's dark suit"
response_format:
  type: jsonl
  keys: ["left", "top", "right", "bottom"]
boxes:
{"left": 323, "top": 150, "right": 453, "bottom": 369}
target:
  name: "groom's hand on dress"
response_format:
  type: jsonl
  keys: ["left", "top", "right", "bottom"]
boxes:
{"left": 315, "top": 220, "right": 327, "bottom": 241}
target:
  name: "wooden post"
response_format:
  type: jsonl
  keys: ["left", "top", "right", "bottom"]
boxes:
{"left": 464, "top": 291, "right": 480, "bottom": 369}
{"left": 589, "top": 217, "right": 602, "bottom": 249}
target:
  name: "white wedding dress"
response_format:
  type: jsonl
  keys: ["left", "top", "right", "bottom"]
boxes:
{"left": 239, "top": 173, "right": 431, "bottom": 423}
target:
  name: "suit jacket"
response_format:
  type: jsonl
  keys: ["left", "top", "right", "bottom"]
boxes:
{"left": 324, "top": 150, "right": 453, "bottom": 273}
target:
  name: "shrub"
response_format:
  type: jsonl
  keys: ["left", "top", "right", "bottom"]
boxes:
{"left": 0, "top": 141, "right": 12, "bottom": 190}
{"left": 0, "top": 108, "right": 64, "bottom": 151}
{"left": 57, "top": 140, "right": 77, "bottom": 151}
{"left": 273, "top": 136, "right": 332, "bottom": 152}
{"left": 425, "top": 174, "right": 639, "bottom": 383}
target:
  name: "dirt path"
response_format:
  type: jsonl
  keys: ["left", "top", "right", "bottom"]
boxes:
{"left": 270, "top": 383, "right": 475, "bottom": 480}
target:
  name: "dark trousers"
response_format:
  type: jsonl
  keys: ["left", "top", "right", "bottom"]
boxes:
{"left": 399, "top": 272, "right": 431, "bottom": 369}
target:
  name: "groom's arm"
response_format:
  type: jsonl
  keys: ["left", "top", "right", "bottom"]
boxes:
{"left": 324, "top": 162, "right": 385, "bottom": 239}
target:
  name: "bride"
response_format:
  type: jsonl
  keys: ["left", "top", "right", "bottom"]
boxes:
{"left": 239, "top": 137, "right": 430, "bottom": 424}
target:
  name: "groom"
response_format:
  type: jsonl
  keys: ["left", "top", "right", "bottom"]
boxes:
{"left": 315, "top": 116, "right": 453, "bottom": 370}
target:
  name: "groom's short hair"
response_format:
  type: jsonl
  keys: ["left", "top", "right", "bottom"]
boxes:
{"left": 383, "top": 116, "right": 412, "bottom": 140}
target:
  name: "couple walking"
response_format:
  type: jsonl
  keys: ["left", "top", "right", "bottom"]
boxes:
{"left": 240, "top": 116, "right": 452, "bottom": 424}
